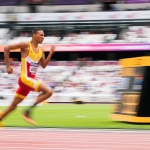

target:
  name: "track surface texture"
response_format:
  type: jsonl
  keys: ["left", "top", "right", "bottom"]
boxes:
{"left": 0, "top": 128, "right": 150, "bottom": 150}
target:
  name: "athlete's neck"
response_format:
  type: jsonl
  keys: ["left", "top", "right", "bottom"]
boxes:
{"left": 30, "top": 40, "right": 39, "bottom": 48}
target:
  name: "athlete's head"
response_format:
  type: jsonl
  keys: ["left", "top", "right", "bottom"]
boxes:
{"left": 31, "top": 28, "right": 44, "bottom": 43}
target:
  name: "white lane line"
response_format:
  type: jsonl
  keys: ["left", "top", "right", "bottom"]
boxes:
{"left": 2, "top": 127, "right": 150, "bottom": 134}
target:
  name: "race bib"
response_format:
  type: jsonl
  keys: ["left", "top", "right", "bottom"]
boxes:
{"left": 30, "top": 62, "right": 39, "bottom": 75}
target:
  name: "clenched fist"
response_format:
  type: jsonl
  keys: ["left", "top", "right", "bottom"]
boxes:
{"left": 6, "top": 66, "right": 13, "bottom": 74}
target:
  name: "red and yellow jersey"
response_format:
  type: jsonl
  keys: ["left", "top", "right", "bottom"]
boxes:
{"left": 20, "top": 42, "right": 43, "bottom": 90}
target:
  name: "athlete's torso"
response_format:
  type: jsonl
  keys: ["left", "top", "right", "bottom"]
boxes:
{"left": 21, "top": 42, "right": 42, "bottom": 78}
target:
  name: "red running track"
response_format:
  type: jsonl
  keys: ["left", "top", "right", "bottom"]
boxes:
{"left": 0, "top": 128, "right": 150, "bottom": 150}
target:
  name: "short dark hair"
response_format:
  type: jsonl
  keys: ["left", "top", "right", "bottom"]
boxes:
{"left": 31, "top": 28, "right": 43, "bottom": 36}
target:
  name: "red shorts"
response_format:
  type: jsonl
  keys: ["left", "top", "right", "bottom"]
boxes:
{"left": 15, "top": 77, "right": 41, "bottom": 99}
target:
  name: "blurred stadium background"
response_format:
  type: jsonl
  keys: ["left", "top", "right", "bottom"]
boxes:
{"left": 0, "top": 0, "right": 150, "bottom": 128}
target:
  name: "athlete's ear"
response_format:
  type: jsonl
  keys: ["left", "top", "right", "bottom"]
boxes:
{"left": 33, "top": 34, "right": 36, "bottom": 38}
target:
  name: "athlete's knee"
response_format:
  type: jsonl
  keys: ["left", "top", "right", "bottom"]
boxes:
{"left": 47, "top": 88, "right": 53, "bottom": 98}
{"left": 38, "top": 82, "right": 53, "bottom": 97}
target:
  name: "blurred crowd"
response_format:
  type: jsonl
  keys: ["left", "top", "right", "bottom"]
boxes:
{"left": 0, "top": 25, "right": 148, "bottom": 45}
{"left": 0, "top": 61, "right": 120, "bottom": 97}
{"left": 116, "top": 26, "right": 150, "bottom": 43}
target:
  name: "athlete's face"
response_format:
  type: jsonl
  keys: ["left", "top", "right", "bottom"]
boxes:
{"left": 34, "top": 30, "right": 44, "bottom": 43}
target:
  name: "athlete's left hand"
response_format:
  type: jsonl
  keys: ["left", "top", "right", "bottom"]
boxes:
{"left": 50, "top": 45, "right": 55, "bottom": 54}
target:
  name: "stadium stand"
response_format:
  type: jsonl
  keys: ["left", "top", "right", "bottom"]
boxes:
{"left": 6, "top": 25, "right": 150, "bottom": 44}
{"left": 0, "top": 61, "right": 120, "bottom": 97}
{"left": 0, "top": 1, "right": 149, "bottom": 103}
{"left": 0, "top": 28, "right": 10, "bottom": 44}
{"left": 0, "top": 0, "right": 149, "bottom": 12}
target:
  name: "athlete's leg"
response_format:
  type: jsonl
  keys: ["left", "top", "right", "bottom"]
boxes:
{"left": 0, "top": 96, "right": 23, "bottom": 120}
{"left": 35, "top": 81, "right": 53, "bottom": 104}
{"left": 0, "top": 87, "right": 30, "bottom": 121}
{"left": 24, "top": 81, "right": 53, "bottom": 115}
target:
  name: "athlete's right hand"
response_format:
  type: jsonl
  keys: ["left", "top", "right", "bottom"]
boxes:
{"left": 6, "top": 66, "right": 13, "bottom": 74}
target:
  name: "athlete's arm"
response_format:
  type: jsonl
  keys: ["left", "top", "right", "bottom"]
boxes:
{"left": 4, "top": 42, "right": 28, "bottom": 74}
{"left": 40, "top": 45, "right": 55, "bottom": 69}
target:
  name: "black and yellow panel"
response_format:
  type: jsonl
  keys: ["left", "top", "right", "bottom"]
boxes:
{"left": 111, "top": 56, "right": 150, "bottom": 123}
{"left": 113, "top": 93, "right": 140, "bottom": 115}
{"left": 121, "top": 94, "right": 140, "bottom": 115}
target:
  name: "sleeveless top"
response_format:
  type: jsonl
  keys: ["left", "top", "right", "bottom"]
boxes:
{"left": 21, "top": 42, "right": 42, "bottom": 79}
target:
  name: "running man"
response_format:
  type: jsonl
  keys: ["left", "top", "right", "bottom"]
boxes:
{"left": 0, "top": 28, "right": 55, "bottom": 125}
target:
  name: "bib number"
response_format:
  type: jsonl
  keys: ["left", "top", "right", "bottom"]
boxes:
{"left": 30, "top": 66, "right": 38, "bottom": 75}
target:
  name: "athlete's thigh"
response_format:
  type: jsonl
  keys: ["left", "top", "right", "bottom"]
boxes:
{"left": 15, "top": 86, "right": 30, "bottom": 99}
{"left": 37, "top": 81, "right": 53, "bottom": 93}
{"left": 20, "top": 76, "right": 52, "bottom": 93}
{"left": 19, "top": 77, "right": 41, "bottom": 92}
{"left": 10, "top": 87, "right": 30, "bottom": 106}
